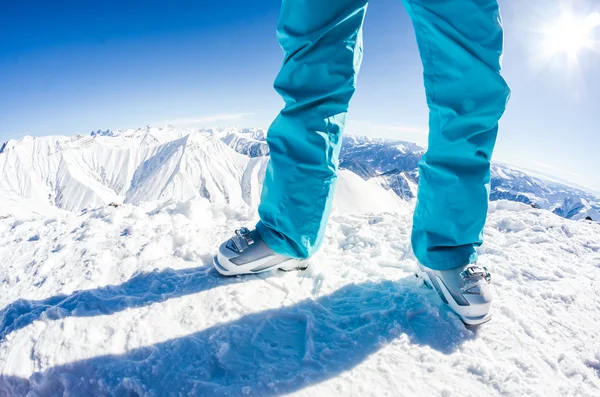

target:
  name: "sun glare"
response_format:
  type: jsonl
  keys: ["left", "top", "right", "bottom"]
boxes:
{"left": 545, "top": 15, "right": 591, "bottom": 55}
{"left": 527, "top": 5, "right": 600, "bottom": 94}
{"left": 542, "top": 11, "right": 599, "bottom": 58}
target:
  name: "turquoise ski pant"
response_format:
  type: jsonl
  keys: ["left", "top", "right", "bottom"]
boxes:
{"left": 256, "top": 0, "right": 510, "bottom": 271}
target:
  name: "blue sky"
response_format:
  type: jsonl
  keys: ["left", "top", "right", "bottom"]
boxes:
{"left": 1, "top": 0, "right": 599, "bottom": 191}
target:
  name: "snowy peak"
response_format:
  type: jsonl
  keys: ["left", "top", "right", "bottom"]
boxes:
{"left": 214, "top": 128, "right": 269, "bottom": 158}
{"left": 553, "top": 196, "right": 600, "bottom": 221}
{"left": 372, "top": 169, "right": 419, "bottom": 200}
{"left": 91, "top": 125, "right": 189, "bottom": 146}
{"left": 1, "top": 126, "right": 598, "bottom": 223}
{"left": 90, "top": 129, "right": 117, "bottom": 138}
{"left": 489, "top": 164, "right": 553, "bottom": 208}
{"left": 0, "top": 127, "right": 404, "bottom": 217}
{"left": 0, "top": 131, "right": 257, "bottom": 213}
{"left": 339, "top": 136, "right": 425, "bottom": 180}
{"left": 125, "top": 133, "right": 262, "bottom": 207}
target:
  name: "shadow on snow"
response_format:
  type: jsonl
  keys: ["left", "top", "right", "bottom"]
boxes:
{"left": 0, "top": 267, "right": 473, "bottom": 396}
{"left": 0, "top": 260, "right": 234, "bottom": 341}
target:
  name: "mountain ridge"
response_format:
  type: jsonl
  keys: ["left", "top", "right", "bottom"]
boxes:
{"left": 1, "top": 126, "right": 598, "bottom": 221}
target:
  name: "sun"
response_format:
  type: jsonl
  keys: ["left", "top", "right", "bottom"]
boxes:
{"left": 539, "top": 10, "right": 599, "bottom": 61}
{"left": 545, "top": 14, "right": 592, "bottom": 56}
{"left": 527, "top": 5, "right": 600, "bottom": 93}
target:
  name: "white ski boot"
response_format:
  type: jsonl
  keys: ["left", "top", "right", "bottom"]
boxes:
{"left": 417, "top": 263, "right": 492, "bottom": 325}
{"left": 213, "top": 227, "right": 307, "bottom": 276}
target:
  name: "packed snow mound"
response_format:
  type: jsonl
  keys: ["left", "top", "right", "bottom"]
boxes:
{"left": 332, "top": 170, "right": 408, "bottom": 215}
{"left": 0, "top": 129, "right": 401, "bottom": 217}
{"left": 0, "top": 200, "right": 599, "bottom": 396}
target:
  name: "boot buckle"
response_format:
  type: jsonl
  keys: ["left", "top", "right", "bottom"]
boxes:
{"left": 228, "top": 227, "right": 255, "bottom": 252}
{"left": 461, "top": 265, "right": 491, "bottom": 283}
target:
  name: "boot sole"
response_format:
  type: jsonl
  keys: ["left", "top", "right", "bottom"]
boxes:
{"left": 213, "top": 255, "right": 308, "bottom": 276}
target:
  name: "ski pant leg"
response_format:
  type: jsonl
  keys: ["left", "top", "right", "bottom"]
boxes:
{"left": 402, "top": 0, "right": 511, "bottom": 270}
{"left": 256, "top": 0, "right": 368, "bottom": 259}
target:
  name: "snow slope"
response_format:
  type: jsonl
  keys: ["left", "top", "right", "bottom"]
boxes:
{"left": 0, "top": 199, "right": 599, "bottom": 397}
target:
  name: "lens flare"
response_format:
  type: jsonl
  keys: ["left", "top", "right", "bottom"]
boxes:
{"left": 543, "top": 13, "right": 594, "bottom": 56}
{"left": 541, "top": 11, "right": 599, "bottom": 59}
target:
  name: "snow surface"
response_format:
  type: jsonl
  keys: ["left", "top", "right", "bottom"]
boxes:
{"left": 0, "top": 198, "right": 599, "bottom": 396}
{"left": 1, "top": 127, "right": 599, "bottom": 396}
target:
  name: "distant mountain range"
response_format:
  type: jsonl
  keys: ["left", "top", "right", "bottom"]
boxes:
{"left": 213, "top": 127, "right": 600, "bottom": 222}
{"left": 1, "top": 126, "right": 598, "bottom": 222}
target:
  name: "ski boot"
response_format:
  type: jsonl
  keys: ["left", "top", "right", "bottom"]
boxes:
{"left": 213, "top": 227, "right": 307, "bottom": 276}
{"left": 417, "top": 263, "right": 492, "bottom": 325}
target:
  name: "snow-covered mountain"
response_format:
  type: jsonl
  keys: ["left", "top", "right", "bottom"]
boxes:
{"left": 1, "top": 126, "right": 598, "bottom": 222}
{"left": 214, "top": 128, "right": 600, "bottom": 222}
{"left": 217, "top": 128, "right": 269, "bottom": 158}
{"left": 0, "top": 127, "right": 404, "bottom": 217}
{"left": 211, "top": 129, "right": 423, "bottom": 200}
{"left": 553, "top": 196, "right": 600, "bottom": 221}
{"left": 0, "top": 130, "right": 257, "bottom": 213}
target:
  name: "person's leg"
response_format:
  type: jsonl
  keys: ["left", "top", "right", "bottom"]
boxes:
{"left": 402, "top": 0, "right": 511, "bottom": 271}
{"left": 256, "top": 0, "right": 369, "bottom": 259}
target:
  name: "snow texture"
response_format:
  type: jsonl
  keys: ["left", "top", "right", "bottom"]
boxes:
{"left": 0, "top": 127, "right": 599, "bottom": 396}
{"left": 0, "top": 199, "right": 599, "bottom": 396}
